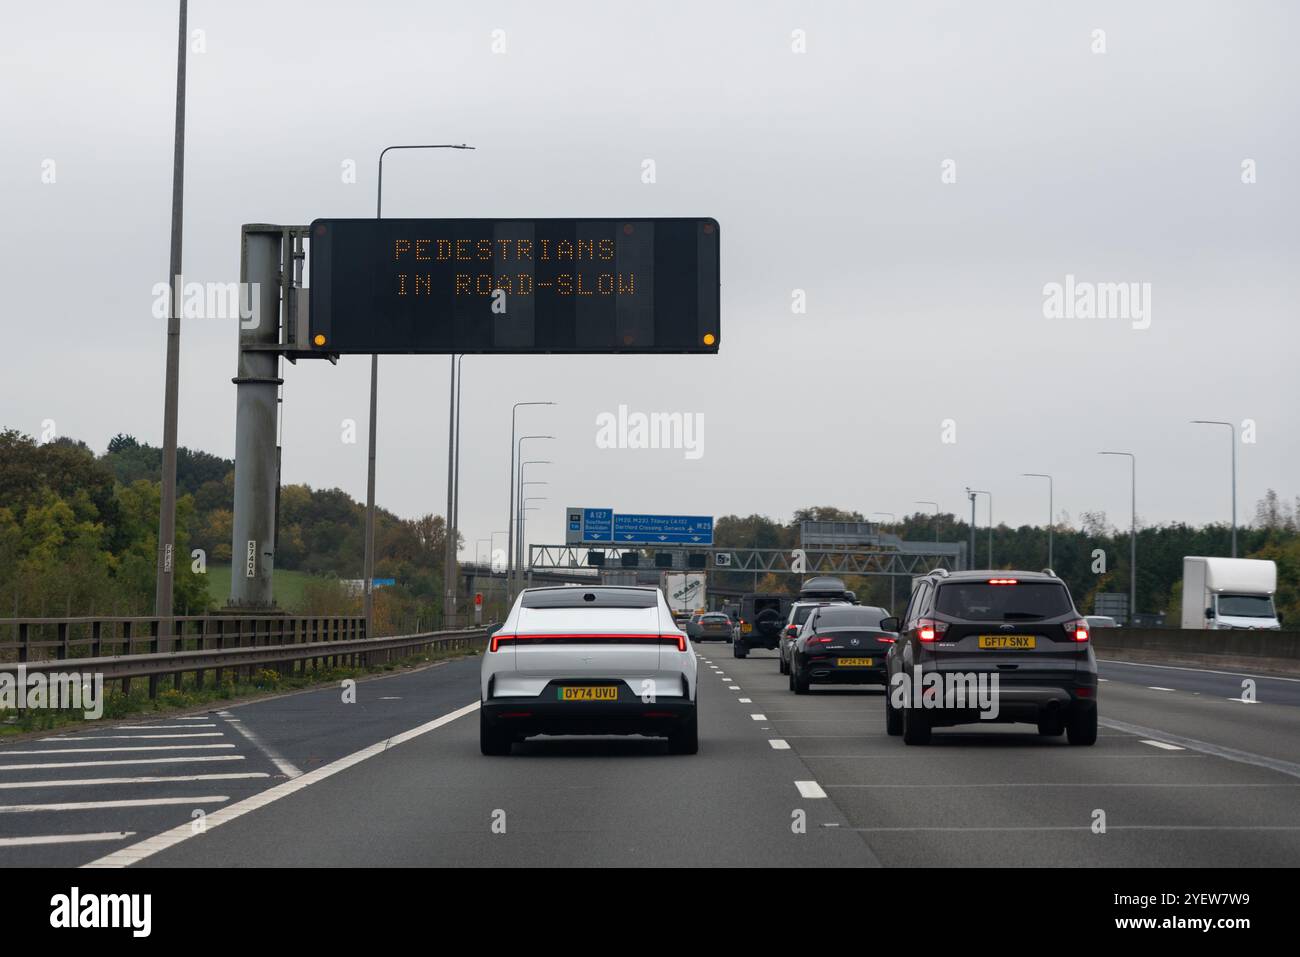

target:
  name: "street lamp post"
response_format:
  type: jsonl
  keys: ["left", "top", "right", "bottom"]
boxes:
{"left": 967, "top": 489, "right": 993, "bottom": 567}
{"left": 506, "top": 404, "right": 554, "bottom": 599}
{"left": 521, "top": 495, "right": 549, "bottom": 578}
{"left": 154, "top": 0, "right": 187, "bottom": 636}
{"left": 1100, "top": 451, "right": 1137, "bottom": 624}
{"left": 1022, "top": 473, "right": 1054, "bottom": 569}
{"left": 443, "top": 352, "right": 468, "bottom": 626}
{"left": 510, "top": 438, "right": 553, "bottom": 598}
{"left": 1191, "top": 420, "right": 1237, "bottom": 557}
{"left": 965, "top": 489, "right": 977, "bottom": 569}
{"left": 366, "top": 143, "right": 474, "bottom": 633}
{"left": 517, "top": 474, "right": 550, "bottom": 574}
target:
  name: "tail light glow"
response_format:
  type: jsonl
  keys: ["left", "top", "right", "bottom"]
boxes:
{"left": 491, "top": 633, "right": 687, "bottom": 652}
{"left": 987, "top": 578, "right": 1019, "bottom": 585}
{"left": 917, "top": 617, "right": 949, "bottom": 642}
{"left": 1066, "top": 618, "right": 1090, "bottom": 642}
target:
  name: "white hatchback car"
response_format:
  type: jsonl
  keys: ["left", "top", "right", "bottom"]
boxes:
{"left": 480, "top": 586, "right": 698, "bottom": 755}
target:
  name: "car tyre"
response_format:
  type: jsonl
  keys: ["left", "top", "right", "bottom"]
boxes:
{"left": 779, "top": 652, "right": 789, "bottom": 675}
{"left": 668, "top": 706, "right": 699, "bottom": 755}
{"left": 793, "top": 662, "right": 811, "bottom": 695}
{"left": 733, "top": 641, "right": 748, "bottom": 659}
{"left": 902, "top": 705, "right": 931, "bottom": 745}
{"left": 1037, "top": 714, "right": 1065, "bottom": 737}
{"left": 885, "top": 683, "right": 903, "bottom": 736}
{"left": 479, "top": 708, "right": 512, "bottom": 756}
{"left": 1066, "top": 703, "right": 1098, "bottom": 746}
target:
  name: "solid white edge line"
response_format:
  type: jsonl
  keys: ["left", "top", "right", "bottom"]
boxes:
{"left": 795, "top": 780, "right": 827, "bottom": 799}
{"left": 0, "top": 832, "right": 137, "bottom": 848}
{"left": 82, "top": 700, "right": 480, "bottom": 868}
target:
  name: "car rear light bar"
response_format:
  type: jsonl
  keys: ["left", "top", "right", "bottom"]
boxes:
{"left": 917, "top": 617, "right": 949, "bottom": 642}
{"left": 987, "top": 578, "right": 1018, "bottom": 585}
{"left": 489, "top": 633, "right": 688, "bottom": 653}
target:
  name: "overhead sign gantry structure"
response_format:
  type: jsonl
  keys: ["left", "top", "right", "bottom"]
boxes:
{"left": 227, "top": 219, "right": 721, "bottom": 611}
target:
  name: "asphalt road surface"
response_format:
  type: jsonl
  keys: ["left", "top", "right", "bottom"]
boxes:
{"left": 2, "top": 646, "right": 1297, "bottom": 867}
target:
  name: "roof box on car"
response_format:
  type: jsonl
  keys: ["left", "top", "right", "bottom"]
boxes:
{"left": 799, "top": 576, "right": 853, "bottom": 601}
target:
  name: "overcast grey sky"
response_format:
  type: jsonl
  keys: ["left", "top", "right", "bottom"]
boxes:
{"left": 2, "top": 0, "right": 1297, "bottom": 557}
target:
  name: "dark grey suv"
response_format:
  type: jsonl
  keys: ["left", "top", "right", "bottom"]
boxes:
{"left": 882, "top": 569, "right": 1098, "bottom": 746}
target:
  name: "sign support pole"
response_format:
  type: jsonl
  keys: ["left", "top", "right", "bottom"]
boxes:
{"left": 229, "top": 227, "right": 285, "bottom": 608}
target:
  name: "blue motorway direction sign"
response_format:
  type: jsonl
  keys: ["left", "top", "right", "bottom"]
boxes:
{"left": 565, "top": 508, "right": 712, "bottom": 545}
{"left": 582, "top": 508, "right": 613, "bottom": 542}
{"left": 612, "top": 513, "right": 713, "bottom": 545}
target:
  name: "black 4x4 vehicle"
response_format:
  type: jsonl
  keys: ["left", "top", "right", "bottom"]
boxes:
{"left": 733, "top": 592, "right": 792, "bottom": 658}
{"left": 883, "top": 569, "right": 1098, "bottom": 746}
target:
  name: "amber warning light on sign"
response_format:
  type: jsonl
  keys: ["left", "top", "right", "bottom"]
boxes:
{"left": 308, "top": 218, "right": 720, "bottom": 355}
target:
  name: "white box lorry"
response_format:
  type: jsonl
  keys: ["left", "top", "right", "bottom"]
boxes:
{"left": 1181, "top": 557, "right": 1281, "bottom": 631}
{"left": 662, "top": 572, "right": 706, "bottom": 615}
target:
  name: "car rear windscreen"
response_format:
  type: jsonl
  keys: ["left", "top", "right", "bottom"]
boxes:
{"left": 792, "top": 605, "right": 822, "bottom": 625}
{"left": 935, "top": 581, "right": 1073, "bottom": 621}
{"left": 815, "top": 606, "right": 886, "bottom": 627}
{"left": 520, "top": 588, "right": 658, "bottom": 609}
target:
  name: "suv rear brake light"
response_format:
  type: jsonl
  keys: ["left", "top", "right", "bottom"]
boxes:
{"left": 987, "top": 578, "right": 1018, "bottom": 585}
{"left": 917, "top": 617, "right": 949, "bottom": 642}
{"left": 1066, "top": 618, "right": 1090, "bottom": 642}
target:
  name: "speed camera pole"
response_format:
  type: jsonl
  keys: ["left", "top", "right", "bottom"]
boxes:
{"left": 155, "top": 0, "right": 187, "bottom": 635}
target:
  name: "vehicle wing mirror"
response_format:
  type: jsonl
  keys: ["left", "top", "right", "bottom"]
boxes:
{"left": 879, "top": 616, "right": 900, "bottom": 633}
{"left": 1204, "top": 608, "right": 1215, "bottom": 620}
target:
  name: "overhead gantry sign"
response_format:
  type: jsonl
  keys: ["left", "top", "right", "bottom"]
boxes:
{"left": 308, "top": 218, "right": 720, "bottom": 354}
